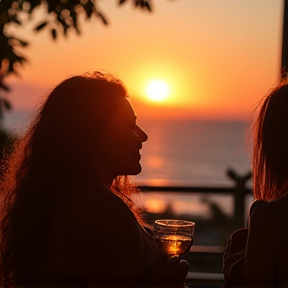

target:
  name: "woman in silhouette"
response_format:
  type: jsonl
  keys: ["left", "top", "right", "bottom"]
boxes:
{"left": 0, "top": 71, "right": 188, "bottom": 288}
{"left": 223, "top": 83, "right": 288, "bottom": 287}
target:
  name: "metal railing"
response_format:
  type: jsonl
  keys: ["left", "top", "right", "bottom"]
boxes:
{"left": 139, "top": 168, "right": 253, "bottom": 288}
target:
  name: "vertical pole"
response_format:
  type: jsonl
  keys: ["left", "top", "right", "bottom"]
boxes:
{"left": 233, "top": 181, "right": 246, "bottom": 229}
{"left": 281, "top": 0, "right": 288, "bottom": 80}
{"left": 227, "top": 168, "right": 252, "bottom": 229}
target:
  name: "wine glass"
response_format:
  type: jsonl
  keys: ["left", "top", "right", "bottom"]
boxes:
{"left": 154, "top": 219, "right": 195, "bottom": 259}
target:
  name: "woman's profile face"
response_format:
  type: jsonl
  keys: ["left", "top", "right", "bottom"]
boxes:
{"left": 100, "top": 97, "right": 148, "bottom": 178}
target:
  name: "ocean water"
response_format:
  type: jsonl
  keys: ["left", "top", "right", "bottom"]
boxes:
{"left": 135, "top": 118, "right": 251, "bottom": 186}
{"left": 133, "top": 118, "right": 253, "bottom": 218}
{"left": 2, "top": 110, "right": 253, "bottom": 217}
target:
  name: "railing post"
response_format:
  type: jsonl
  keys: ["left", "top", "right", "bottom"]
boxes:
{"left": 226, "top": 168, "right": 252, "bottom": 230}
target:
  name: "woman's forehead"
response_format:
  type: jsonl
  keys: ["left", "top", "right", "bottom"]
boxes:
{"left": 115, "top": 98, "right": 136, "bottom": 121}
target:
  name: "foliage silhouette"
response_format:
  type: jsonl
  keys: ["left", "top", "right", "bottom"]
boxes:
{"left": 0, "top": 0, "right": 161, "bottom": 85}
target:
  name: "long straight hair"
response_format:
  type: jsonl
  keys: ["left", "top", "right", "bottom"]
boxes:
{"left": 252, "top": 83, "right": 288, "bottom": 201}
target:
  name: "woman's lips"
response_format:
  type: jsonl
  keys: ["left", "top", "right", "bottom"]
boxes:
{"left": 134, "top": 150, "right": 141, "bottom": 161}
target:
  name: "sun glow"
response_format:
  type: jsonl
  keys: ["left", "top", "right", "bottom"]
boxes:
{"left": 146, "top": 80, "right": 170, "bottom": 102}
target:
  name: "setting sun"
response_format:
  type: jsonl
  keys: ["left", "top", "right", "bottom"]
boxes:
{"left": 146, "top": 80, "right": 170, "bottom": 102}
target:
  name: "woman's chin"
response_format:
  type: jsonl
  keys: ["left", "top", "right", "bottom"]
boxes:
{"left": 129, "top": 164, "right": 142, "bottom": 176}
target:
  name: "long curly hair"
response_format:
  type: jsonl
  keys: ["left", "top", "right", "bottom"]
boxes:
{"left": 0, "top": 71, "right": 143, "bottom": 288}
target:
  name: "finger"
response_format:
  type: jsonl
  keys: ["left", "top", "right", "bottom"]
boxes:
{"left": 177, "top": 260, "right": 189, "bottom": 279}
{"left": 179, "top": 259, "right": 189, "bottom": 269}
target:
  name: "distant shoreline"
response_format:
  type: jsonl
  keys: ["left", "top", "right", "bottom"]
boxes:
{"left": 3, "top": 109, "right": 248, "bottom": 136}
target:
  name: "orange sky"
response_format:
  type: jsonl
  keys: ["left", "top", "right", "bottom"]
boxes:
{"left": 4, "top": 0, "right": 284, "bottom": 120}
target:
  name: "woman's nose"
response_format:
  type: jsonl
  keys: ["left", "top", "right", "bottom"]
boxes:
{"left": 136, "top": 125, "right": 148, "bottom": 142}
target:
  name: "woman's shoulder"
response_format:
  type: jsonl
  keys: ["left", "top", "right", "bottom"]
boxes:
{"left": 57, "top": 192, "right": 144, "bottom": 285}
{"left": 59, "top": 191, "right": 141, "bottom": 250}
{"left": 81, "top": 193, "right": 135, "bottom": 221}
{"left": 248, "top": 195, "right": 288, "bottom": 234}
{"left": 66, "top": 181, "right": 139, "bottom": 234}
{"left": 250, "top": 194, "right": 288, "bottom": 216}
{"left": 64, "top": 181, "right": 119, "bottom": 214}
{"left": 52, "top": 183, "right": 136, "bottom": 249}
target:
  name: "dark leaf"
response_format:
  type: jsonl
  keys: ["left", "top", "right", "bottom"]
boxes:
{"left": 9, "top": 37, "right": 29, "bottom": 47}
{"left": 48, "top": 4, "right": 55, "bottom": 14}
{"left": 2, "top": 98, "right": 12, "bottom": 110}
{"left": 72, "top": 16, "right": 80, "bottom": 34}
{"left": 84, "top": 1, "right": 94, "bottom": 18}
{"left": 138, "top": 0, "right": 152, "bottom": 11}
{"left": 143, "top": 1, "right": 152, "bottom": 11}
{"left": 8, "top": 63, "right": 15, "bottom": 74}
{"left": 56, "top": 13, "right": 62, "bottom": 24}
{"left": 29, "top": 0, "right": 42, "bottom": 13}
{"left": 11, "top": 16, "right": 22, "bottom": 25}
{"left": 3, "top": 54, "right": 26, "bottom": 78}
{"left": 0, "top": 77, "right": 10, "bottom": 92}
{"left": 62, "top": 23, "right": 69, "bottom": 36}
{"left": 18, "top": 39, "right": 29, "bottom": 47}
{"left": 134, "top": 0, "right": 141, "bottom": 7}
{"left": 34, "top": 21, "right": 48, "bottom": 31}
{"left": 0, "top": 81, "right": 10, "bottom": 92}
{"left": 55, "top": 16, "right": 69, "bottom": 36}
{"left": 16, "top": 55, "right": 27, "bottom": 64}
{"left": 51, "top": 28, "right": 57, "bottom": 40}
{"left": 97, "top": 12, "right": 108, "bottom": 25}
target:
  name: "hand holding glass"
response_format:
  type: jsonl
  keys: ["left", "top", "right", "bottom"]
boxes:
{"left": 154, "top": 219, "right": 195, "bottom": 259}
